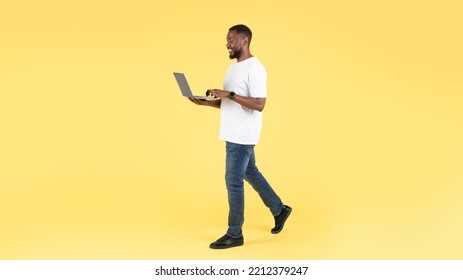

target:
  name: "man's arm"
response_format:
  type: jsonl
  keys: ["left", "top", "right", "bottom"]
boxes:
{"left": 207, "top": 89, "right": 266, "bottom": 112}
{"left": 188, "top": 97, "right": 222, "bottom": 109}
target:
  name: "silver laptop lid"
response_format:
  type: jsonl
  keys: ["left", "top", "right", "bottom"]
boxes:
{"left": 173, "top": 72, "right": 193, "bottom": 97}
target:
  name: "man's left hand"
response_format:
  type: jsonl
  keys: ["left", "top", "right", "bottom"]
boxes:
{"left": 207, "top": 89, "right": 230, "bottom": 99}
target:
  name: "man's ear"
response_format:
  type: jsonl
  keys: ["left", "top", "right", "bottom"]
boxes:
{"left": 242, "top": 36, "right": 249, "bottom": 47}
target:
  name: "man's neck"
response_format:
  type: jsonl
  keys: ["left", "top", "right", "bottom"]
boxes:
{"left": 237, "top": 52, "right": 253, "bottom": 62}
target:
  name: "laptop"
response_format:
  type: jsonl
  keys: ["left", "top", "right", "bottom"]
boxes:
{"left": 173, "top": 72, "right": 216, "bottom": 100}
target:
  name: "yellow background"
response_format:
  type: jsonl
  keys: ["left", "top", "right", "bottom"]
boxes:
{"left": 1, "top": 0, "right": 462, "bottom": 259}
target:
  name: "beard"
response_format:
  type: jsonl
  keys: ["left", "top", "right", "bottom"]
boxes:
{"left": 229, "top": 47, "right": 243, "bottom": 60}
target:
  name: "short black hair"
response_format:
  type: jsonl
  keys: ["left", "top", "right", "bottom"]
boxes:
{"left": 229, "top": 24, "right": 252, "bottom": 45}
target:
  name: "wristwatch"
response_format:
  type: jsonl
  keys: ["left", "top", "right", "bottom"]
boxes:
{"left": 229, "top": 91, "right": 236, "bottom": 98}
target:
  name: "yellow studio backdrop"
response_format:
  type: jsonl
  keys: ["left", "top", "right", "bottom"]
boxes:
{"left": 0, "top": 0, "right": 462, "bottom": 259}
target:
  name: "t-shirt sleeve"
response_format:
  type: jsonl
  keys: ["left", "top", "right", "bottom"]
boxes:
{"left": 248, "top": 62, "right": 267, "bottom": 98}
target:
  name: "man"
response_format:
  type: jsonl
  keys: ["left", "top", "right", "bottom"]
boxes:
{"left": 189, "top": 24, "right": 292, "bottom": 249}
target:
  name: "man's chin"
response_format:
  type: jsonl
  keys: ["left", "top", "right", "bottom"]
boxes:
{"left": 229, "top": 50, "right": 241, "bottom": 60}
{"left": 229, "top": 54, "right": 239, "bottom": 60}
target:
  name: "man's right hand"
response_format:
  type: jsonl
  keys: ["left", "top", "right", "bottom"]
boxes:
{"left": 188, "top": 97, "right": 208, "bottom": 106}
{"left": 188, "top": 97, "right": 221, "bottom": 109}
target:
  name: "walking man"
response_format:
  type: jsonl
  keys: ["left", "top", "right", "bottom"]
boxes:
{"left": 189, "top": 24, "right": 292, "bottom": 249}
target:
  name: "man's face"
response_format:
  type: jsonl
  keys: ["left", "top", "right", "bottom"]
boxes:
{"left": 226, "top": 30, "right": 244, "bottom": 60}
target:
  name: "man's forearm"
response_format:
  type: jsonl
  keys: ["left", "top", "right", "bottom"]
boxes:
{"left": 231, "top": 95, "right": 266, "bottom": 112}
{"left": 207, "top": 89, "right": 266, "bottom": 112}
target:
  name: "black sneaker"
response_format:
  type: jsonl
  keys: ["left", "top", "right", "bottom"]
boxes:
{"left": 271, "top": 205, "right": 292, "bottom": 234}
{"left": 210, "top": 234, "right": 244, "bottom": 249}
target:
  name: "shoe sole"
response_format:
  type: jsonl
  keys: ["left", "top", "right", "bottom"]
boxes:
{"left": 209, "top": 242, "right": 244, "bottom": 249}
{"left": 271, "top": 207, "right": 292, "bottom": 234}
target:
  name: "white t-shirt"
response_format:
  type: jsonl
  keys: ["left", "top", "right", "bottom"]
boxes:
{"left": 219, "top": 57, "right": 267, "bottom": 145}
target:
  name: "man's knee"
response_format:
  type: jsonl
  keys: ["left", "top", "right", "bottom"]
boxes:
{"left": 226, "top": 172, "right": 244, "bottom": 189}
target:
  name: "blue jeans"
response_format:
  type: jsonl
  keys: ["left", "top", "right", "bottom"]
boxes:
{"left": 225, "top": 141, "right": 283, "bottom": 238}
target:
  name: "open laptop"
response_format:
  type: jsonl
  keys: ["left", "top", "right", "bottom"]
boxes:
{"left": 173, "top": 72, "right": 216, "bottom": 100}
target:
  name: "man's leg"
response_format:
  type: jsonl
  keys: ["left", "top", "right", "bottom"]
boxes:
{"left": 210, "top": 142, "right": 250, "bottom": 249}
{"left": 224, "top": 142, "right": 252, "bottom": 238}
{"left": 245, "top": 147, "right": 292, "bottom": 234}
{"left": 244, "top": 147, "right": 283, "bottom": 216}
